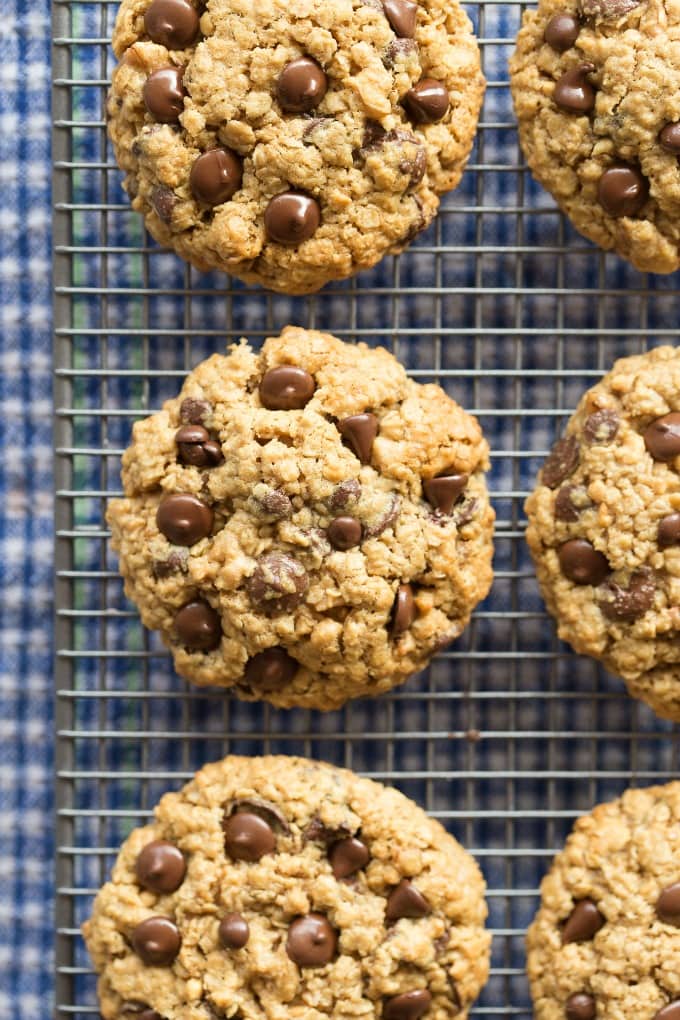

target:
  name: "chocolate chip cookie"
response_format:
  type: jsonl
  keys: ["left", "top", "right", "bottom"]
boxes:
{"left": 83, "top": 754, "right": 491, "bottom": 1019}
{"left": 107, "top": 0, "right": 484, "bottom": 294}
{"left": 525, "top": 345, "right": 680, "bottom": 720}
{"left": 527, "top": 782, "right": 680, "bottom": 1020}
{"left": 510, "top": 0, "right": 680, "bottom": 273}
{"left": 107, "top": 327, "right": 494, "bottom": 710}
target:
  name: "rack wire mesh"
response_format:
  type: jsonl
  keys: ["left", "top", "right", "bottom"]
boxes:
{"left": 53, "top": 1, "right": 680, "bottom": 1015}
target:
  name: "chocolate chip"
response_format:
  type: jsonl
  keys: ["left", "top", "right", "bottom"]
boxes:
{"left": 276, "top": 57, "right": 327, "bottom": 113}
{"left": 218, "top": 912, "right": 250, "bottom": 949}
{"left": 597, "top": 165, "right": 648, "bottom": 217}
{"left": 156, "top": 493, "right": 213, "bottom": 546}
{"left": 403, "top": 79, "right": 450, "bottom": 123}
{"left": 433, "top": 929, "right": 450, "bottom": 956}
{"left": 338, "top": 413, "right": 378, "bottom": 464}
{"left": 384, "top": 991, "right": 432, "bottom": 1020}
{"left": 137, "top": 1011, "right": 165, "bottom": 1020}
{"left": 327, "top": 516, "right": 362, "bottom": 550}
{"left": 554, "top": 484, "right": 590, "bottom": 522}
{"left": 386, "top": 878, "right": 430, "bottom": 920}
{"left": 259, "top": 365, "right": 316, "bottom": 410}
{"left": 190, "top": 149, "right": 242, "bottom": 206}
{"left": 598, "top": 568, "right": 655, "bottom": 621}
{"left": 286, "top": 914, "right": 337, "bottom": 967}
{"left": 329, "top": 479, "right": 362, "bottom": 511}
{"left": 578, "top": 0, "right": 640, "bottom": 17}
{"left": 179, "top": 397, "right": 211, "bottom": 425}
{"left": 360, "top": 124, "right": 426, "bottom": 187}
{"left": 583, "top": 408, "right": 619, "bottom": 444}
{"left": 135, "top": 840, "right": 186, "bottom": 894}
{"left": 223, "top": 811, "right": 276, "bottom": 861}
{"left": 558, "top": 539, "right": 609, "bottom": 585}
{"left": 174, "top": 600, "right": 221, "bottom": 650}
{"left": 152, "top": 549, "right": 188, "bottom": 579}
{"left": 383, "top": 0, "right": 418, "bottom": 37}
{"left": 541, "top": 435, "right": 580, "bottom": 488}
{"left": 247, "top": 552, "right": 309, "bottom": 613}
{"left": 150, "top": 185, "right": 176, "bottom": 224}
{"left": 229, "top": 797, "right": 290, "bottom": 833}
{"left": 655, "top": 1004, "right": 680, "bottom": 1020}
{"left": 122, "top": 1004, "right": 165, "bottom": 1020}
{"left": 363, "top": 495, "right": 400, "bottom": 539}
{"left": 391, "top": 583, "right": 416, "bottom": 636}
{"left": 658, "top": 513, "right": 680, "bottom": 548}
{"left": 553, "top": 63, "right": 596, "bottom": 113}
{"left": 264, "top": 191, "right": 321, "bottom": 244}
{"left": 304, "top": 817, "right": 351, "bottom": 844}
{"left": 250, "top": 485, "right": 293, "bottom": 519}
{"left": 423, "top": 473, "right": 468, "bottom": 515}
{"left": 644, "top": 412, "right": 680, "bottom": 461}
{"left": 175, "top": 424, "right": 224, "bottom": 467}
{"left": 656, "top": 882, "right": 680, "bottom": 925}
{"left": 144, "top": 0, "right": 199, "bottom": 48}
{"left": 244, "top": 647, "right": 298, "bottom": 690}
{"left": 659, "top": 123, "right": 680, "bottom": 153}
{"left": 131, "top": 916, "right": 181, "bottom": 966}
{"left": 544, "top": 11, "right": 581, "bottom": 50}
{"left": 143, "top": 66, "right": 185, "bottom": 122}
{"left": 329, "top": 837, "right": 370, "bottom": 879}
{"left": 454, "top": 496, "right": 479, "bottom": 528}
{"left": 566, "top": 993, "right": 596, "bottom": 1020}
{"left": 561, "top": 899, "right": 605, "bottom": 944}
{"left": 384, "top": 38, "right": 418, "bottom": 67}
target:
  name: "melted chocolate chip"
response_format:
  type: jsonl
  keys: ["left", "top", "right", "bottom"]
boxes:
{"left": 251, "top": 486, "right": 293, "bottom": 519}
{"left": 223, "top": 811, "right": 276, "bottom": 861}
{"left": 143, "top": 66, "right": 186, "bottom": 122}
{"left": 583, "top": 408, "right": 619, "bottom": 445}
{"left": 384, "top": 991, "right": 432, "bottom": 1020}
{"left": 247, "top": 552, "right": 309, "bottom": 613}
{"left": 384, "top": 38, "right": 418, "bottom": 68}
{"left": 244, "top": 647, "right": 298, "bottom": 690}
{"left": 174, "top": 600, "right": 221, "bottom": 650}
{"left": 144, "top": 0, "right": 199, "bottom": 48}
{"left": 578, "top": 0, "right": 640, "bottom": 17}
{"left": 383, "top": 0, "right": 418, "bottom": 37}
{"left": 391, "top": 583, "right": 416, "bottom": 636}
{"left": 338, "top": 413, "right": 378, "bottom": 464}
{"left": 259, "top": 365, "right": 316, "bottom": 410}
{"left": 175, "top": 424, "right": 223, "bottom": 467}
{"left": 131, "top": 916, "right": 181, "bottom": 966}
{"left": 554, "top": 63, "right": 596, "bottom": 113}
{"left": 558, "top": 539, "right": 610, "bottom": 586}
{"left": 329, "top": 479, "right": 361, "bottom": 511}
{"left": 218, "top": 912, "right": 250, "bottom": 949}
{"left": 597, "top": 165, "right": 649, "bottom": 217}
{"left": 360, "top": 124, "right": 426, "bottom": 187}
{"left": 264, "top": 191, "right": 321, "bottom": 244}
{"left": 541, "top": 435, "right": 580, "bottom": 488}
{"left": 152, "top": 549, "right": 188, "bottom": 579}
{"left": 644, "top": 412, "right": 680, "bottom": 461}
{"left": 276, "top": 57, "right": 328, "bottom": 113}
{"left": 659, "top": 123, "right": 680, "bottom": 154}
{"left": 179, "top": 397, "right": 211, "bottom": 425}
{"left": 544, "top": 11, "right": 581, "bottom": 50}
{"left": 135, "top": 840, "right": 186, "bottom": 894}
{"left": 156, "top": 492, "right": 213, "bottom": 546}
{"left": 654, "top": 1004, "right": 680, "bottom": 1020}
{"left": 598, "top": 568, "right": 655, "bottom": 621}
{"left": 561, "top": 899, "right": 605, "bottom": 944}
{"left": 554, "top": 484, "right": 590, "bottom": 522}
{"left": 329, "top": 837, "right": 370, "bottom": 878}
{"left": 423, "top": 473, "right": 468, "bottom": 515}
{"left": 403, "top": 78, "right": 450, "bottom": 123}
{"left": 327, "top": 516, "right": 362, "bottom": 550}
{"left": 150, "top": 186, "right": 176, "bottom": 223}
{"left": 286, "top": 914, "right": 337, "bottom": 967}
{"left": 658, "top": 513, "right": 680, "bottom": 548}
{"left": 385, "top": 879, "right": 431, "bottom": 920}
{"left": 122, "top": 1004, "right": 165, "bottom": 1020}
{"left": 190, "top": 149, "right": 242, "bottom": 206}
{"left": 565, "top": 993, "right": 596, "bottom": 1020}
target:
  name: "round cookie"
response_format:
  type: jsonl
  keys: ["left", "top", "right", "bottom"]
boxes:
{"left": 107, "top": 0, "right": 485, "bottom": 294}
{"left": 510, "top": 0, "right": 680, "bottom": 274}
{"left": 525, "top": 345, "right": 680, "bottom": 720}
{"left": 83, "top": 754, "right": 491, "bottom": 1019}
{"left": 527, "top": 782, "right": 680, "bottom": 1019}
{"left": 107, "top": 326, "right": 494, "bottom": 710}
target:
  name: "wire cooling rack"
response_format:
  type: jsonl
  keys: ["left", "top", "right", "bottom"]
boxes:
{"left": 53, "top": 1, "right": 680, "bottom": 1016}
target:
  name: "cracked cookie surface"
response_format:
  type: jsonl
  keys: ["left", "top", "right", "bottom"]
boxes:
{"left": 107, "top": 327, "right": 494, "bottom": 710}
{"left": 527, "top": 782, "right": 680, "bottom": 1020}
{"left": 525, "top": 345, "right": 680, "bottom": 720}
{"left": 510, "top": 0, "right": 680, "bottom": 273}
{"left": 83, "top": 754, "right": 491, "bottom": 1020}
{"left": 107, "top": 0, "right": 484, "bottom": 294}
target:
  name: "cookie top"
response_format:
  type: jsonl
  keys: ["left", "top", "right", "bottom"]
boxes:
{"left": 527, "top": 782, "right": 680, "bottom": 1020}
{"left": 107, "top": 327, "right": 494, "bottom": 710}
{"left": 525, "top": 345, "right": 680, "bottom": 720}
{"left": 107, "top": 0, "right": 484, "bottom": 294}
{"left": 83, "top": 754, "right": 491, "bottom": 1020}
{"left": 510, "top": 0, "right": 680, "bottom": 273}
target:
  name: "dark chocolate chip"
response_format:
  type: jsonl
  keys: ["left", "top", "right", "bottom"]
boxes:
{"left": 541, "top": 435, "right": 580, "bottom": 488}
{"left": 659, "top": 123, "right": 680, "bottom": 154}
{"left": 144, "top": 0, "right": 199, "bottom": 48}
{"left": 384, "top": 38, "right": 418, "bottom": 68}
{"left": 131, "top": 916, "right": 181, "bottom": 966}
{"left": 383, "top": 0, "right": 418, "bottom": 37}
{"left": 156, "top": 492, "right": 213, "bottom": 546}
{"left": 190, "top": 149, "right": 242, "bottom": 206}
{"left": 565, "top": 993, "right": 596, "bottom": 1020}
{"left": 338, "top": 413, "right": 378, "bottom": 464}
{"left": 175, "top": 424, "right": 224, "bottom": 467}
{"left": 276, "top": 57, "right": 328, "bottom": 113}
{"left": 252, "top": 486, "right": 293, "bottom": 519}
{"left": 244, "top": 647, "right": 298, "bottom": 690}
{"left": 384, "top": 991, "right": 432, "bottom": 1020}
{"left": 327, "top": 516, "right": 362, "bottom": 550}
{"left": 658, "top": 513, "right": 680, "bottom": 548}
{"left": 391, "top": 583, "right": 415, "bottom": 636}
{"left": 264, "top": 191, "right": 321, "bottom": 244}
{"left": 385, "top": 878, "right": 431, "bottom": 920}
{"left": 286, "top": 914, "right": 337, "bottom": 967}
{"left": 644, "top": 412, "right": 680, "bottom": 461}
{"left": 223, "top": 811, "right": 276, "bottom": 861}
{"left": 423, "top": 473, "right": 468, "bottom": 514}
{"left": 583, "top": 408, "right": 619, "bottom": 445}
{"left": 304, "top": 816, "right": 351, "bottom": 844}
{"left": 228, "top": 797, "right": 290, "bottom": 833}
{"left": 598, "top": 568, "right": 655, "bottom": 621}
{"left": 174, "top": 600, "right": 221, "bottom": 650}
{"left": 597, "top": 164, "right": 649, "bottom": 217}
{"left": 179, "top": 397, "right": 211, "bottom": 424}
{"left": 259, "top": 365, "right": 316, "bottom": 410}
{"left": 654, "top": 1005, "right": 680, "bottom": 1020}
{"left": 329, "top": 479, "right": 362, "bottom": 511}
{"left": 558, "top": 539, "right": 610, "bottom": 586}
{"left": 152, "top": 549, "right": 188, "bottom": 579}
{"left": 218, "top": 912, "right": 250, "bottom": 949}
{"left": 403, "top": 78, "right": 450, "bottom": 123}
{"left": 135, "top": 840, "right": 186, "bottom": 894}
{"left": 561, "top": 899, "right": 605, "bottom": 944}
{"left": 454, "top": 496, "right": 479, "bottom": 528}
{"left": 553, "top": 63, "right": 596, "bottom": 113}
{"left": 544, "top": 12, "right": 581, "bottom": 50}
{"left": 150, "top": 185, "right": 176, "bottom": 223}
{"left": 657, "top": 882, "right": 680, "bottom": 925}
{"left": 579, "top": 0, "right": 640, "bottom": 17}
{"left": 554, "top": 484, "right": 590, "bottom": 522}
{"left": 247, "top": 552, "right": 309, "bottom": 613}
{"left": 329, "top": 837, "right": 370, "bottom": 879}
{"left": 143, "top": 66, "right": 185, "bottom": 122}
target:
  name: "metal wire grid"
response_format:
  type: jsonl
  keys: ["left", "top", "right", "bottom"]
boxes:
{"left": 53, "top": 0, "right": 680, "bottom": 1016}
